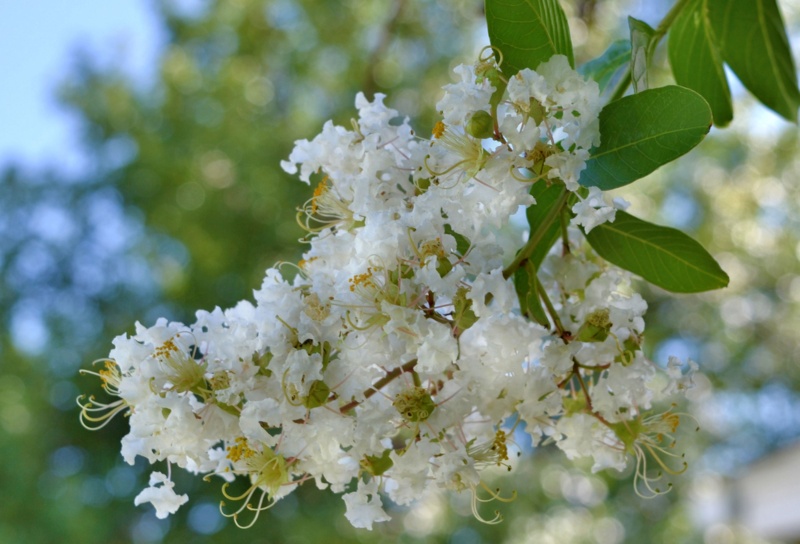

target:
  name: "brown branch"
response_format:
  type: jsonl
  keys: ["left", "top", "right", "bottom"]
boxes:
{"left": 339, "top": 359, "right": 417, "bottom": 414}
{"left": 572, "top": 358, "right": 612, "bottom": 427}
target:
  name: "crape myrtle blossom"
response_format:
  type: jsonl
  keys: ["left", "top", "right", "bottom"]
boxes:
{"left": 78, "top": 52, "right": 697, "bottom": 528}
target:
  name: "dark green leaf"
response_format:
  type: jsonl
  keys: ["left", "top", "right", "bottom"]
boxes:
{"left": 486, "top": 0, "right": 574, "bottom": 78}
{"left": 514, "top": 260, "right": 550, "bottom": 327}
{"left": 579, "top": 40, "right": 631, "bottom": 93}
{"left": 708, "top": 0, "right": 800, "bottom": 122}
{"left": 669, "top": 0, "right": 733, "bottom": 126}
{"left": 585, "top": 211, "right": 729, "bottom": 293}
{"left": 628, "top": 17, "right": 657, "bottom": 93}
{"left": 580, "top": 86, "right": 712, "bottom": 190}
{"left": 525, "top": 180, "right": 568, "bottom": 269}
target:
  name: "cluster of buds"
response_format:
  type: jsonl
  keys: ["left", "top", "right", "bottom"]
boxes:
{"left": 79, "top": 52, "right": 695, "bottom": 529}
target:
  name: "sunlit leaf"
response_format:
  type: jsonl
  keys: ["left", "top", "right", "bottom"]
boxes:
{"left": 668, "top": 0, "right": 733, "bottom": 126}
{"left": 708, "top": 0, "right": 800, "bottom": 122}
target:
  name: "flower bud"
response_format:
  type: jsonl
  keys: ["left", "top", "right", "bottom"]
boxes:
{"left": 465, "top": 110, "right": 494, "bottom": 139}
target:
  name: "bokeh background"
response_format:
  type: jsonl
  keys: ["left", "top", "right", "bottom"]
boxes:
{"left": 2, "top": 0, "right": 800, "bottom": 542}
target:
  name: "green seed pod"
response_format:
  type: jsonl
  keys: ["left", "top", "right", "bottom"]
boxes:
{"left": 393, "top": 386, "right": 436, "bottom": 422}
{"left": 465, "top": 110, "right": 494, "bottom": 139}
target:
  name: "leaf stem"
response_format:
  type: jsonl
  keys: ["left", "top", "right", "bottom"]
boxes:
{"left": 609, "top": 70, "right": 632, "bottom": 103}
{"left": 560, "top": 206, "right": 571, "bottom": 255}
{"left": 572, "top": 358, "right": 612, "bottom": 427}
{"left": 652, "top": 0, "right": 693, "bottom": 43}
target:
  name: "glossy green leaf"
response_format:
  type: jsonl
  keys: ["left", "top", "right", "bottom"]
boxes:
{"left": 668, "top": 0, "right": 733, "bottom": 126}
{"left": 579, "top": 40, "right": 631, "bottom": 93}
{"left": 708, "top": 0, "right": 800, "bottom": 122}
{"left": 579, "top": 86, "right": 712, "bottom": 190}
{"left": 486, "top": 0, "right": 574, "bottom": 78}
{"left": 585, "top": 211, "right": 729, "bottom": 293}
{"left": 629, "top": 17, "right": 656, "bottom": 93}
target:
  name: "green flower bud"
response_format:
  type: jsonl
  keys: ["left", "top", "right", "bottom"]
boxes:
{"left": 465, "top": 110, "right": 494, "bottom": 139}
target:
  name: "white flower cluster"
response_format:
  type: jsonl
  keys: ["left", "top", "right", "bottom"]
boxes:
{"left": 79, "top": 54, "right": 695, "bottom": 529}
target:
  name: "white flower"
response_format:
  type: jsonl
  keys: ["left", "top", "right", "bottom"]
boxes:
{"left": 662, "top": 356, "right": 699, "bottom": 396}
{"left": 342, "top": 479, "right": 391, "bottom": 530}
{"left": 80, "top": 48, "right": 696, "bottom": 531}
{"left": 571, "top": 188, "right": 632, "bottom": 233}
{"left": 134, "top": 471, "right": 189, "bottom": 519}
{"left": 436, "top": 64, "right": 495, "bottom": 126}
{"left": 468, "top": 268, "right": 517, "bottom": 317}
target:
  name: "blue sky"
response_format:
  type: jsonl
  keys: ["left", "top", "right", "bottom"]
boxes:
{"left": 0, "top": 1, "right": 162, "bottom": 174}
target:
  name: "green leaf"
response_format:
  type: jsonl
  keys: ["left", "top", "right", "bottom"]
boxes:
{"left": 668, "top": 0, "right": 733, "bottom": 126}
{"left": 361, "top": 450, "right": 394, "bottom": 477}
{"left": 453, "top": 287, "right": 479, "bottom": 331}
{"left": 585, "top": 211, "right": 729, "bottom": 293}
{"left": 486, "top": 0, "right": 574, "bottom": 78}
{"left": 514, "top": 260, "right": 550, "bottom": 327}
{"left": 579, "top": 40, "right": 631, "bottom": 93}
{"left": 628, "top": 17, "right": 657, "bottom": 93}
{"left": 708, "top": 0, "right": 800, "bottom": 122}
{"left": 579, "top": 86, "right": 712, "bottom": 190}
{"left": 444, "top": 224, "right": 471, "bottom": 257}
{"left": 525, "top": 180, "right": 568, "bottom": 269}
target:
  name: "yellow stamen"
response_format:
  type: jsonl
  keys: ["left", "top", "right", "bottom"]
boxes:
{"left": 433, "top": 121, "right": 446, "bottom": 139}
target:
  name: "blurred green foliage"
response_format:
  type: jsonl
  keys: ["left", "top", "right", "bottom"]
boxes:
{"left": 2, "top": 0, "right": 800, "bottom": 543}
{"left": 59, "top": 0, "right": 485, "bottom": 315}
